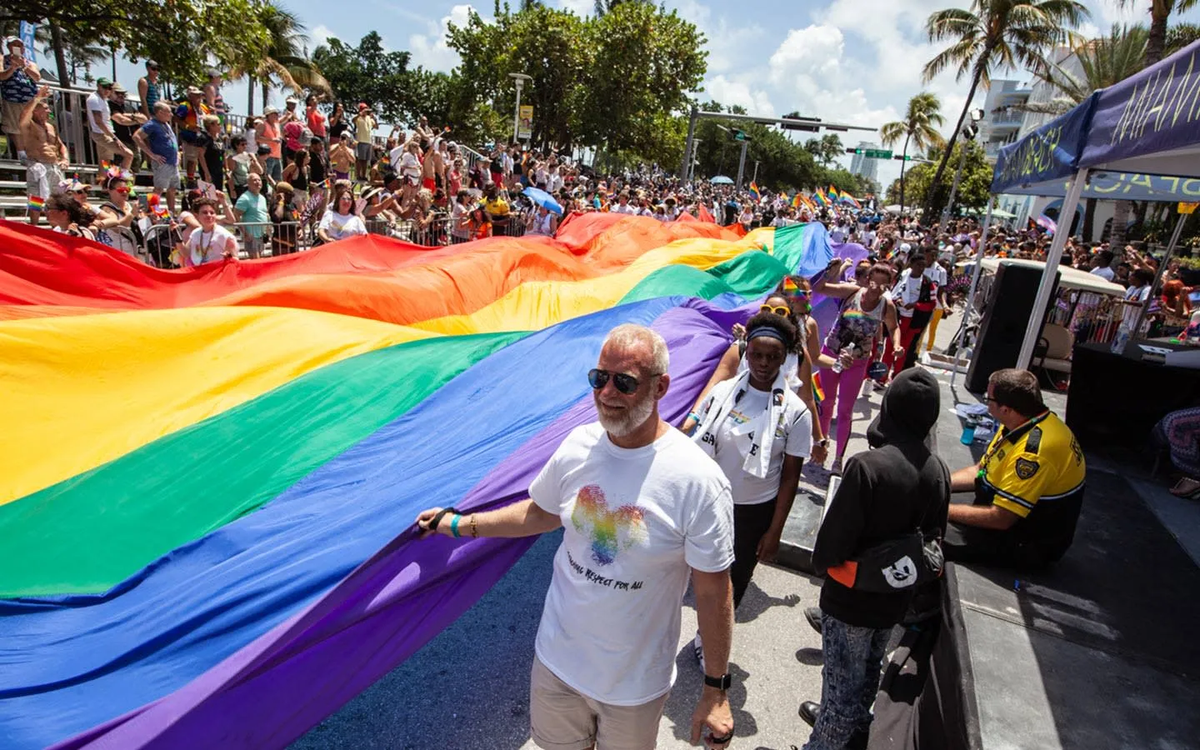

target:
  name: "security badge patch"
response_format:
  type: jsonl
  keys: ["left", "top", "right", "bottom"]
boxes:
{"left": 1015, "top": 457, "right": 1040, "bottom": 480}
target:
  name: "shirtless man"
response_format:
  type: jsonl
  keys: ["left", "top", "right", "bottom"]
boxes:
{"left": 329, "top": 132, "right": 356, "bottom": 182}
{"left": 20, "top": 85, "right": 68, "bottom": 226}
{"left": 421, "top": 139, "right": 444, "bottom": 193}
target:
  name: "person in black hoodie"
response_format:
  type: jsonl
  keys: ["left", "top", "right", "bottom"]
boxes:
{"left": 799, "top": 368, "right": 950, "bottom": 750}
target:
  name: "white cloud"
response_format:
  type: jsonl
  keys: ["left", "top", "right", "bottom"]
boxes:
{"left": 557, "top": 0, "right": 594, "bottom": 16}
{"left": 768, "top": 24, "right": 845, "bottom": 85}
{"left": 703, "top": 75, "right": 775, "bottom": 115}
{"left": 311, "top": 24, "right": 335, "bottom": 49}
{"left": 408, "top": 4, "right": 476, "bottom": 72}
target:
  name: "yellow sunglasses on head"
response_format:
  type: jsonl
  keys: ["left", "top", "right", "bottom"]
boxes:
{"left": 760, "top": 304, "right": 790, "bottom": 316}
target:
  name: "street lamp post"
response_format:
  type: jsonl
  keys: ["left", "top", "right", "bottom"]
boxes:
{"left": 942, "top": 108, "right": 985, "bottom": 226}
{"left": 509, "top": 73, "right": 532, "bottom": 145}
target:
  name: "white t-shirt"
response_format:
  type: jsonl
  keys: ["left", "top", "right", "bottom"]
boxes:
{"left": 698, "top": 384, "right": 812, "bottom": 505}
{"left": 611, "top": 202, "right": 639, "bottom": 215}
{"left": 399, "top": 151, "right": 421, "bottom": 180}
{"left": 318, "top": 210, "right": 367, "bottom": 241}
{"left": 86, "top": 92, "right": 112, "bottom": 135}
{"left": 891, "top": 268, "right": 924, "bottom": 317}
{"left": 389, "top": 145, "right": 406, "bottom": 171}
{"left": 830, "top": 226, "right": 847, "bottom": 243}
{"left": 531, "top": 424, "right": 734, "bottom": 706}
{"left": 924, "top": 262, "right": 948, "bottom": 288}
{"left": 186, "top": 225, "right": 238, "bottom": 266}
{"left": 1121, "top": 284, "right": 1151, "bottom": 330}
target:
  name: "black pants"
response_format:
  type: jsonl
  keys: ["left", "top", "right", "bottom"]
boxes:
{"left": 943, "top": 522, "right": 1054, "bottom": 570}
{"left": 731, "top": 500, "right": 776, "bottom": 609}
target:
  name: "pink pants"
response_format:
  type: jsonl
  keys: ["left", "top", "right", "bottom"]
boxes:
{"left": 818, "top": 346, "right": 870, "bottom": 459}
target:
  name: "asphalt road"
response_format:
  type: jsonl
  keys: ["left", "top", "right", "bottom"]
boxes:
{"left": 293, "top": 312, "right": 983, "bottom": 750}
{"left": 292, "top": 529, "right": 830, "bottom": 750}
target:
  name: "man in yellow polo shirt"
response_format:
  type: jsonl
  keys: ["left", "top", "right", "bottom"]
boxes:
{"left": 946, "top": 368, "right": 1086, "bottom": 568}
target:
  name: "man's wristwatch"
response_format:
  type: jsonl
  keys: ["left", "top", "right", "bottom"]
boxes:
{"left": 703, "top": 673, "right": 732, "bottom": 691}
{"left": 818, "top": 438, "right": 829, "bottom": 448}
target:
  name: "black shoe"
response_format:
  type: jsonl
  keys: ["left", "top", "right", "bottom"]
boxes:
{"left": 799, "top": 700, "right": 821, "bottom": 727}
{"left": 804, "top": 606, "right": 822, "bottom": 635}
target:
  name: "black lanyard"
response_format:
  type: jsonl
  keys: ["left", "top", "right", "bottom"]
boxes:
{"left": 978, "top": 411, "right": 1049, "bottom": 478}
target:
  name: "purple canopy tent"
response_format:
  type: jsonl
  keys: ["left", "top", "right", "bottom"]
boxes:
{"left": 978, "top": 38, "right": 1200, "bottom": 370}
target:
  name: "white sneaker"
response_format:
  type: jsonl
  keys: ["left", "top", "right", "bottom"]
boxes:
{"left": 692, "top": 631, "right": 705, "bottom": 672}
{"left": 831, "top": 457, "right": 843, "bottom": 475}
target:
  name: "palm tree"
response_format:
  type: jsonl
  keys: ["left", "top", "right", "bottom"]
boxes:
{"left": 1165, "top": 23, "right": 1200, "bottom": 56}
{"left": 922, "top": 0, "right": 1088, "bottom": 219}
{"left": 1017, "top": 25, "right": 1149, "bottom": 241}
{"left": 880, "top": 92, "right": 945, "bottom": 214}
{"left": 1119, "top": 0, "right": 1199, "bottom": 64}
{"left": 227, "top": 0, "right": 330, "bottom": 115}
{"left": 1019, "top": 25, "right": 1148, "bottom": 116}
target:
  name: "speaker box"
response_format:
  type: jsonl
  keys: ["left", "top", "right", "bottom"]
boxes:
{"left": 966, "top": 262, "right": 1060, "bottom": 393}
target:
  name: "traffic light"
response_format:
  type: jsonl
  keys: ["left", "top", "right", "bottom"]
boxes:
{"left": 847, "top": 147, "right": 862, "bottom": 155}
{"left": 962, "top": 123, "right": 979, "bottom": 140}
{"left": 782, "top": 116, "right": 821, "bottom": 132}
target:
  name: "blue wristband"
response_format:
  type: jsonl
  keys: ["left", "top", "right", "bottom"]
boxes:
{"left": 450, "top": 514, "right": 462, "bottom": 538}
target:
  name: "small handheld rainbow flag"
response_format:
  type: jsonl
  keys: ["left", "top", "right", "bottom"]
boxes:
{"left": 828, "top": 185, "right": 841, "bottom": 202}
{"left": 792, "top": 193, "right": 804, "bottom": 209}
{"left": 748, "top": 181, "right": 760, "bottom": 201}
{"left": 28, "top": 195, "right": 45, "bottom": 212}
{"left": 813, "top": 189, "right": 828, "bottom": 207}
{"left": 812, "top": 371, "right": 825, "bottom": 407}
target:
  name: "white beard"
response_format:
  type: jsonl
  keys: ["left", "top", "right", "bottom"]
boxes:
{"left": 596, "top": 393, "right": 656, "bottom": 438}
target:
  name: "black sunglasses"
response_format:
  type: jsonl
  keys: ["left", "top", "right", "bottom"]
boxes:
{"left": 588, "top": 368, "right": 655, "bottom": 395}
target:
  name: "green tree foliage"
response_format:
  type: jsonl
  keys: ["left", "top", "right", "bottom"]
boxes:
{"left": 922, "top": 0, "right": 1088, "bottom": 216}
{"left": 447, "top": 1, "right": 704, "bottom": 159}
{"left": 888, "top": 140, "right": 992, "bottom": 214}
{"left": 880, "top": 92, "right": 945, "bottom": 213}
{"left": 227, "top": 1, "right": 329, "bottom": 114}
{"left": 804, "top": 134, "right": 845, "bottom": 166}
{"left": 312, "top": 33, "right": 425, "bottom": 126}
{"left": 446, "top": 5, "right": 588, "bottom": 148}
{"left": 690, "top": 105, "right": 823, "bottom": 191}
{"left": 5, "top": 0, "right": 268, "bottom": 94}
{"left": 1118, "top": 0, "right": 1198, "bottom": 64}
{"left": 577, "top": 3, "right": 707, "bottom": 156}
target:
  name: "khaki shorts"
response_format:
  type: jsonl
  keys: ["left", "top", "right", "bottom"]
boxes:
{"left": 530, "top": 656, "right": 668, "bottom": 750}
{"left": 2, "top": 98, "right": 28, "bottom": 135}
{"left": 90, "top": 130, "right": 126, "bottom": 163}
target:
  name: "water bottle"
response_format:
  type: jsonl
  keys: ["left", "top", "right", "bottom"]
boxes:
{"left": 832, "top": 345, "right": 854, "bottom": 374}
{"left": 960, "top": 416, "right": 977, "bottom": 445}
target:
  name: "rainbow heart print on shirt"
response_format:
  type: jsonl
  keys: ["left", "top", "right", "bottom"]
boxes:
{"left": 571, "top": 484, "right": 648, "bottom": 566}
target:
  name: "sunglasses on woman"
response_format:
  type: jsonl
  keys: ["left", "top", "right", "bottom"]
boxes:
{"left": 760, "top": 304, "right": 790, "bottom": 316}
{"left": 588, "top": 368, "right": 652, "bottom": 395}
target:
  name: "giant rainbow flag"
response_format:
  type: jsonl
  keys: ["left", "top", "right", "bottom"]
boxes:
{"left": 0, "top": 215, "right": 843, "bottom": 749}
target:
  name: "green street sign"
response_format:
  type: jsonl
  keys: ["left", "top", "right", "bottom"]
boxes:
{"left": 851, "top": 148, "right": 892, "bottom": 158}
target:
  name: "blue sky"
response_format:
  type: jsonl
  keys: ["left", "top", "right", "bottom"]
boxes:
{"left": 96, "top": 0, "right": 1200, "bottom": 186}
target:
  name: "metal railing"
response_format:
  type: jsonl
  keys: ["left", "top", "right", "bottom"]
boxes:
{"left": 119, "top": 202, "right": 533, "bottom": 268}
{"left": 1047, "top": 289, "right": 1133, "bottom": 346}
